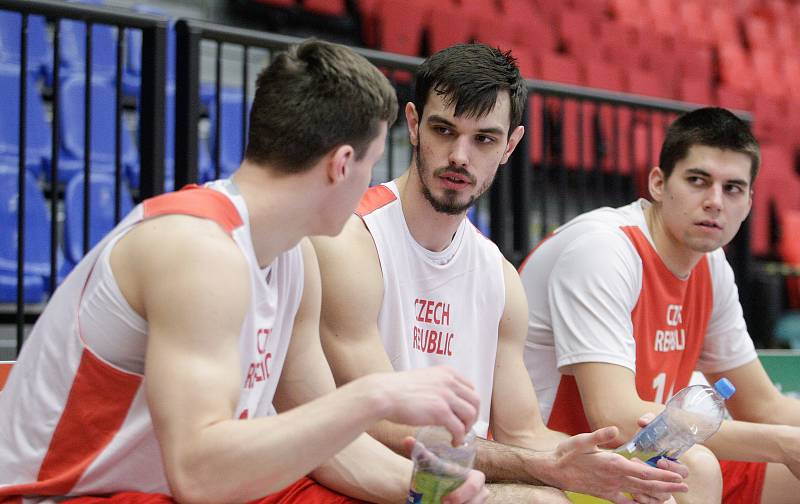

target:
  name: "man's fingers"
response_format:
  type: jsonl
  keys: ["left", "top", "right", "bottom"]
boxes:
{"left": 400, "top": 436, "right": 416, "bottom": 458}
{"left": 449, "top": 395, "right": 478, "bottom": 437}
{"left": 655, "top": 458, "right": 689, "bottom": 479}
{"left": 442, "top": 469, "right": 485, "bottom": 504}
{"left": 637, "top": 412, "right": 657, "bottom": 428}
{"left": 586, "top": 425, "right": 619, "bottom": 448}
{"left": 609, "top": 491, "right": 636, "bottom": 504}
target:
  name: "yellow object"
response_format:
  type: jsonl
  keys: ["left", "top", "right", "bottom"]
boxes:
{"left": 565, "top": 491, "right": 613, "bottom": 503}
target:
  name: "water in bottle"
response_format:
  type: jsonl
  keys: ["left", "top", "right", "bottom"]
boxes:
{"left": 566, "top": 377, "right": 736, "bottom": 504}
{"left": 407, "top": 426, "right": 477, "bottom": 504}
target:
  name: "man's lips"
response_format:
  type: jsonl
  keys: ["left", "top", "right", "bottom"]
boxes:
{"left": 439, "top": 171, "right": 471, "bottom": 185}
{"left": 695, "top": 220, "right": 723, "bottom": 230}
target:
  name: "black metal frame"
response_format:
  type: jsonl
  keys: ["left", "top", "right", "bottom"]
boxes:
{"left": 0, "top": 0, "right": 167, "bottom": 355}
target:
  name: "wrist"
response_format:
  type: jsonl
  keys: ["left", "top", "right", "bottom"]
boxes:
{"left": 525, "top": 449, "right": 561, "bottom": 488}
{"left": 349, "top": 373, "right": 392, "bottom": 425}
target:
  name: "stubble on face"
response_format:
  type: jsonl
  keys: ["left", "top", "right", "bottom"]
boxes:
{"left": 415, "top": 142, "right": 495, "bottom": 215}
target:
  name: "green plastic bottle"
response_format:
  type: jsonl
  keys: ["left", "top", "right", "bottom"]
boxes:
{"left": 407, "top": 426, "right": 477, "bottom": 504}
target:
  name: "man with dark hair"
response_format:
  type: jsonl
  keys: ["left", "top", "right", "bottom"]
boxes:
{"left": 520, "top": 107, "right": 800, "bottom": 503}
{"left": 312, "top": 43, "right": 688, "bottom": 503}
{"left": 0, "top": 40, "right": 487, "bottom": 504}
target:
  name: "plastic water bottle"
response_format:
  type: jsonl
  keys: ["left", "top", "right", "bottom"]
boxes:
{"left": 566, "top": 377, "right": 736, "bottom": 504}
{"left": 407, "top": 426, "right": 477, "bottom": 504}
{"left": 614, "top": 377, "right": 735, "bottom": 466}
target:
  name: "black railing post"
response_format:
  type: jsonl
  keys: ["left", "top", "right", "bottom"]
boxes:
{"left": 511, "top": 97, "right": 531, "bottom": 262}
{"left": 174, "top": 19, "right": 201, "bottom": 189}
{"left": 139, "top": 22, "right": 167, "bottom": 198}
{"left": 16, "top": 13, "right": 28, "bottom": 353}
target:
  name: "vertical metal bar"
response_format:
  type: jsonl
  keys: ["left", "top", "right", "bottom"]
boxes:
{"left": 645, "top": 110, "right": 654, "bottom": 198}
{"left": 594, "top": 101, "right": 604, "bottom": 209}
{"left": 83, "top": 22, "right": 93, "bottom": 256}
{"left": 115, "top": 26, "right": 123, "bottom": 222}
{"left": 541, "top": 95, "right": 550, "bottom": 236}
{"left": 140, "top": 22, "right": 167, "bottom": 197}
{"left": 612, "top": 104, "right": 621, "bottom": 206}
{"left": 50, "top": 19, "right": 61, "bottom": 296}
{"left": 557, "top": 97, "right": 567, "bottom": 224}
{"left": 241, "top": 45, "right": 248, "bottom": 160}
{"left": 174, "top": 20, "right": 200, "bottom": 189}
{"left": 577, "top": 98, "right": 586, "bottom": 213}
{"left": 16, "top": 13, "right": 28, "bottom": 354}
{"left": 214, "top": 41, "right": 222, "bottom": 180}
{"left": 511, "top": 96, "right": 531, "bottom": 258}
{"left": 387, "top": 75, "right": 396, "bottom": 181}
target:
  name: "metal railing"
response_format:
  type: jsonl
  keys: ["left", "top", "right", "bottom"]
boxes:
{"left": 1, "top": 11, "right": 757, "bottom": 355}
{"left": 0, "top": 0, "right": 166, "bottom": 355}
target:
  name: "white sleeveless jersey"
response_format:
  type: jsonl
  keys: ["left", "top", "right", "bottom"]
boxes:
{"left": 356, "top": 181, "right": 505, "bottom": 438}
{"left": 0, "top": 179, "right": 303, "bottom": 500}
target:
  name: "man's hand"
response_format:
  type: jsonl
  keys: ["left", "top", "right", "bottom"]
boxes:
{"left": 364, "top": 366, "right": 480, "bottom": 445}
{"left": 544, "top": 426, "right": 688, "bottom": 504}
{"left": 401, "top": 437, "right": 488, "bottom": 504}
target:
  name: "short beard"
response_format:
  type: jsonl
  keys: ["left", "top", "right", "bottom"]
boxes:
{"left": 415, "top": 142, "right": 492, "bottom": 215}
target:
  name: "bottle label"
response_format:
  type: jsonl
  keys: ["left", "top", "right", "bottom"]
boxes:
{"left": 406, "top": 490, "right": 423, "bottom": 504}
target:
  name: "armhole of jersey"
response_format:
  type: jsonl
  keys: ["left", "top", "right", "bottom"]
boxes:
{"left": 355, "top": 185, "right": 396, "bottom": 217}
{"left": 143, "top": 186, "right": 243, "bottom": 235}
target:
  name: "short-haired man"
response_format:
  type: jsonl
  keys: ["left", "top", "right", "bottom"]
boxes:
{"left": 313, "top": 43, "right": 688, "bottom": 503}
{"left": 0, "top": 40, "right": 487, "bottom": 504}
{"left": 520, "top": 107, "right": 800, "bottom": 504}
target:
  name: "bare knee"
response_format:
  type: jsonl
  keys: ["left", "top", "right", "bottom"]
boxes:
{"left": 675, "top": 444, "right": 722, "bottom": 504}
{"left": 487, "top": 483, "right": 570, "bottom": 503}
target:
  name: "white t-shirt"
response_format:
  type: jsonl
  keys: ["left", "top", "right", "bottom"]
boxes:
{"left": 519, "top": 199, "right": 756, "bottom": 428}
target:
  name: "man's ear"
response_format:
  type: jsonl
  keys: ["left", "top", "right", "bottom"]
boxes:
{"left": 649, "top": 166, "right": 666, "bottom": 202}
{"left": 405, "top": 102, "right": 420, "bottom": 147}
{"left": 500, "top": 125, "right": 525, "bottom": 164}
{"left": 327, "top": 145, "right": 354, "bottom": 184}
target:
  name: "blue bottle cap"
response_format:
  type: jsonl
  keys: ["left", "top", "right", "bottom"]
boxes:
{"left": 714, "top": 378, "right": 736, "bottom": 399}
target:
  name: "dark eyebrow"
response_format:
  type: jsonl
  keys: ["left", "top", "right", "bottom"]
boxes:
{"left": 686, "top": 167, "right": 749, "bottom": 188}
{"left": 426, "top": 114, "right": 506, "bottom": 137}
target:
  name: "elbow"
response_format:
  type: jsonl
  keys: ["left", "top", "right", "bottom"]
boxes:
{"left": 583, "top": 405, "right": 638, "bottom": 445}
{"left": 167, "top": 467, "right": 224, "bottom": 504}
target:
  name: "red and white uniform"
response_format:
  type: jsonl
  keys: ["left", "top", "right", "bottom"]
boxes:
{"left": 356, "top": 182, "right": 506, "bottom": 438}
{"left": 518, "top": 199, "right": 764, "bottom": 503}
{"left": 0, "top": 180, "right": 303, "bottom": 501}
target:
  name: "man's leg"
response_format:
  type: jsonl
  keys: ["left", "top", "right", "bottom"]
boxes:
{"left": 756, "top": 462, "right": 800, "bottom": 504}
{"left": 488, "top": 483, "right": 569, "bottom": 503}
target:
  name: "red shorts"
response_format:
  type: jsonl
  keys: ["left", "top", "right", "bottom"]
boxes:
{"left": 720, "top": 460, "right": 768, "bottom": 504}
{"left": 59, "top": 477, "right": 365, "bottom": 504}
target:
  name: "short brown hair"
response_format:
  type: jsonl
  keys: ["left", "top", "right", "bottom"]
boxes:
{"left": 245, "top": 39, "right": 398, "bottom": 173}
{"left": 413, "top": 43, "right": 526, "bottom": 133}
{"left": 659, "top": 107, "right": 761, "bottom": 182}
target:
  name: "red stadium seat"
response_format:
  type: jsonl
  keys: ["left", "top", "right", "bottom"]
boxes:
{"left": 302, "top": 0, "right": 346, "bottom": 16}
{"left": 558, "top": 9, "right": 596, "bottom": 57}
{"left": 716, "top": 85, "right": 752, "bottom": 111}
{"left": 751, "top": 49, "right": 787, "bottom": 99}
{"left": 538, "top": 52, "right": 587, "bottom": 169}
{"left": 427, "top": 2, "right": 473, "bottom": 53}
{"left": 752, "top": 144, "right": 800, "bottom": 256}
{"left": 717, "top": 44, "right": 757, "bottom": 96}
{"left": 626, "top": 68, "right": 674, "bottom": 100}
{"left": 779, "top": 210, "right": 800, "bottom": 307}
{"left": 744, "top": 16, "right": 773, "bottom": 51}
{"left": 679, "top": 77, "right": 713, "bottom": 105}
{"left": 376, "top": 0, "right": 430, "bottom": 56}
{"left": 677, "top": 43, "right": 713, "bottom": 82}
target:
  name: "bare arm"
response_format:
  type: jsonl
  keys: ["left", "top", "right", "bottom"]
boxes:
{"left": 116, "top": 218, "right": 481, "bottom": 504}
{"left": 703, "top": 360, "right": 800, "bottom": 473}
{"left": 273, "top": 239, "right": 409, "bottom": 504}
{"left": 315, "top": 219, "right": 685, "bottom": 502}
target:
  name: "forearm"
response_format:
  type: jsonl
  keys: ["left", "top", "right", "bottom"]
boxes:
{"left": 163, "top": 376, "right": 388, "bottom": 503}
{"left": 703, "top": 420, "right": 799, "bottom": 463}
{"left": 473, "top": 437, "right": 556, "bottom": 486}
{"left": 312, "top": 432, "right": 412, "bottom": 504}
{"left": 367, "top": 419, "right": 418, "bottom": 455}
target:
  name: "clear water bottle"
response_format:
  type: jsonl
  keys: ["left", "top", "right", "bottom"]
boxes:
{"left": 565, "top": 378, "right": 736, "bottom": 504}
{"left": 407, "top": 426, "right": 477, "bottom": 504}
{"left": 614, "top": 377, "right": 736, "bottom": 466}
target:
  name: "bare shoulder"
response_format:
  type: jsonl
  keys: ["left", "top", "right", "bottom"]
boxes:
{"left": 112, "top": 214, "right": 249, "bottom": 319}
{"left": 311, "top": 214, "right": 382, "bottom": 286}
